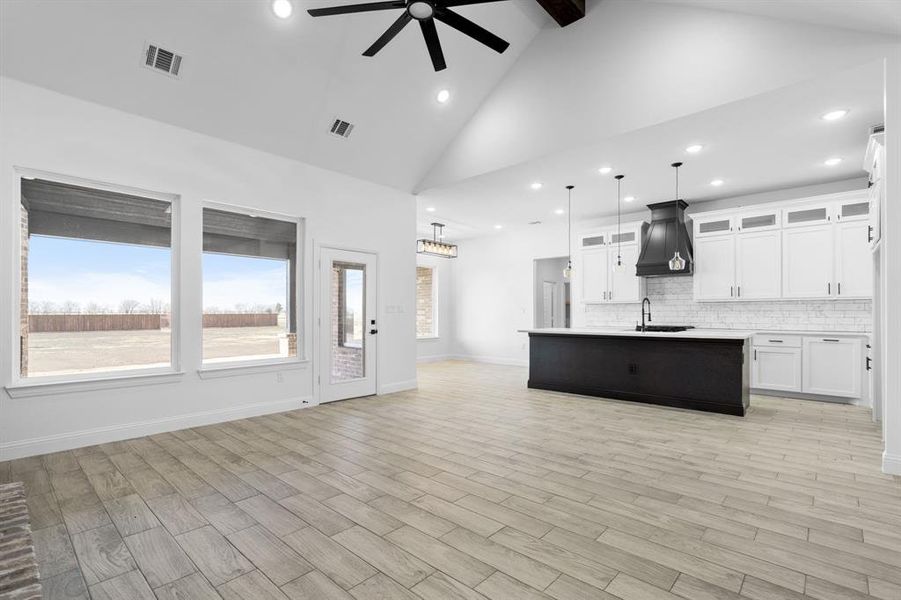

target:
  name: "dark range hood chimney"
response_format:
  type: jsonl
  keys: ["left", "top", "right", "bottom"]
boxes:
{"left": 636, "top": 200, "right": 693, "bottom": 277}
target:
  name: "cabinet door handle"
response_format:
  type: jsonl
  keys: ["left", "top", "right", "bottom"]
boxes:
{"left": 754, "top": 349, "right": 757, "bottom": 361}
{"left": 866, "top": 356, "right": 872, "bottom": 371}
{"left": 730, "top": 286, "right": 733, "bottom": 297}
{"left": 868, "top": 225, "right": 874, "bottom": 243}
{"left": 828, "top": 282, "right": 831, "bottom": 295}
{"left": 603, "top": 291, "right": 606, "bottom": 300}
{"left": 838, "top": 282, "right": 841, "bottom": 295}
{"left": 768, "top": 339, "right": 783, "bottom": 343}
{"left": 738, "top": 286, "right": 741, "bottom": 297}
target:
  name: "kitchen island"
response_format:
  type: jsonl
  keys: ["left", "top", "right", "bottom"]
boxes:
{"left": 520, "top": 328, "right": 752, "bottom": 416}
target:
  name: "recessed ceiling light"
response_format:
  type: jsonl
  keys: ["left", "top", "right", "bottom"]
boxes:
{"left": 685, "top": 144, "right": 703, "bottom": 154}
{"left": 710, "top": 179, "right": 725, "bottom": 187}
{"left": 598, "top": 166, "right": 613, "bottom": 175}
{"left": 824, "top": 157, "right": 843, "bottom": 167}
{"left": 494, "top": 224, "right": 503, "bottom": 230}
{"left": 436, "top": 89, "right": 450, "bottom": 104}
{"left": 530, "top": 182, "right": 543, "bottom": 190}
{"left": 554, "top": 208, "right": 565, "bottom": 215}
{"left": 272, "top": 0, "right": 293, "bottom": 19}
{"left": 623, "top": 196, "right": 635, "bottom": 203}
{"left": 425, "top": 206, "right": 436, "bottom": 212}
{"left": 821, "top": 109, "right": 849, "bottom": 121}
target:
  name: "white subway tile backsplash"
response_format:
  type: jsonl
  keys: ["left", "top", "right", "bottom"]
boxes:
{"left": 583, "top": 276, "right": 872, "bottom": 332}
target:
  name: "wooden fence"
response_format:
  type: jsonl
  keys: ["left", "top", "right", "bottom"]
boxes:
{"left": 29, "top": 314, "right": 162, "bottom": 332}
{"left": 29, "top": 313, "right": 278, "bottom": 332}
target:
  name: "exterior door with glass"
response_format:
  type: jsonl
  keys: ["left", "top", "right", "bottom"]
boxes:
{"left": 319, "top": 248, "right": 377, "bottom": 403}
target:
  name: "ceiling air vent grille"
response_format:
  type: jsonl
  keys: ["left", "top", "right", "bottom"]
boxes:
{"left": 329, "top": 118, "right": 355, "bottom": 139}
{"left": 143, "top": 43, "right": 183, "bottom": 78}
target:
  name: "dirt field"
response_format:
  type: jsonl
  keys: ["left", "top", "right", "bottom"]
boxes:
{"left": 26, "top": 326, "right": 288, "bottom": 376}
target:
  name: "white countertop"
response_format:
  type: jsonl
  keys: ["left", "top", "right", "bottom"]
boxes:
{"left": 518, "top": 327, "right": 754, "bottom": 340}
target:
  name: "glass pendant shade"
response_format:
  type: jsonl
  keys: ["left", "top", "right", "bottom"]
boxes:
{"left": 668, "top": 251, "right": 686, "bottom": 271}
{"left": 613, "top": 256, "right": 626, "bottom": 273}
{"left": 563, "top": 260, "right": 573, "bottom": 280}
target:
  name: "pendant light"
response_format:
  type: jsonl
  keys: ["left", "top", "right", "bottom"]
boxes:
{"left": 612, "top": 174, "right": 626, "bottom": 273}
{"left": 563, "top": 185, "right": 574, "bottom": 280}
{"left": 668, "top": 162, "right": 687, "bottom": 272}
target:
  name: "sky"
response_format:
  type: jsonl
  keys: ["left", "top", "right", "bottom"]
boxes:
{"left": 29, "top": 235, "right": 289, "bottom": 312}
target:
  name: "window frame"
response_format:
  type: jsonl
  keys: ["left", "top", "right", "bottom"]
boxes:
{"left": 416, "top": 263, "right": 439, "bottom": 340}
{"left": 8, "top": 167, "right": 183, "bottom": 390}
{"left": 198, "top": 200, "right": 306, "bottom": 371}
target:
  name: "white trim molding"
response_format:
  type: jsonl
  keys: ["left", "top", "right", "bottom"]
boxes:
{"left": 0, "top": 395, "right": 311, "bottom": 461}
{"left": 452, "top": 354, "right": 529, "bottom": 368}
{"left": 883, "top": 452, "right": 901, "bottom": 476}
{"left": 378, "top": 379, "right": 418, "bottom": 395}
{"left": 6, "top": 370, "right": 185, "bottom": 399}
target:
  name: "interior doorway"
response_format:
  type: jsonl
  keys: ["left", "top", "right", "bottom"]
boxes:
{"left": 319, "top": 247, "right": 378, "bottom": 403}
{"left": 534, "top": 256, "right": 571, "bottom": 329}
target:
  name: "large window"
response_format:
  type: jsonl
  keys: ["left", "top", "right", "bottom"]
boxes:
{"left": 416, "top": 265, "right": 437, "bottom": 338}
{"left": 202, "top": 207, "right": 299, "bottom": 364}
{"left": 19, "top": 178, "right": 174, "bottom": 378}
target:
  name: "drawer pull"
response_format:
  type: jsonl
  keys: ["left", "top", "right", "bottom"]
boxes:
{"left": 768, "top": 339, "right": 783, "bottom": 343}
{"left": 823, "top": 338, "right": 840, "bottom": 342}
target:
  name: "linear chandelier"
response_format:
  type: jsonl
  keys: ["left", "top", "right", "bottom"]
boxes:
{"left": 417, "top": 222, "right": 458, "bottom": 258}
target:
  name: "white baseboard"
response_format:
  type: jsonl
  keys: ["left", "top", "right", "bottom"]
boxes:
{"left": 451, "top": 354, "right": 529, "bottom": 368}
{"left": 0, "top": 396, "right": 311, "bottom": 461}
{"left": 417, "top": 354, "right": 452, "bottom": 364}
{"left": 379, "top": 379, "right": 418, "bottom": 394}
{"left": 884, "top": 451, "right": 901, "bottom": 475}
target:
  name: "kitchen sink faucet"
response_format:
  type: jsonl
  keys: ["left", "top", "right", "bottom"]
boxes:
{"left": 641, "top": 297, "right": 652, "bottom": 332}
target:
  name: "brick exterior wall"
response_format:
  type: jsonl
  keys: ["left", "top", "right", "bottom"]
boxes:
{"left": 416, "top": 266, "right": 434, "bottom": 338}
{"left": 20, "top": 205, "right": 28, "bottom": 376}
{"left": 583, "top": 276, "right": 873, "bottom": 332}
{"left": 331, "top": 264, "right": 363, "bottom": 380}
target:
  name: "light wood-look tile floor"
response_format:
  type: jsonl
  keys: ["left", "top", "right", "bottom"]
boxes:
{"left": 3, "top": 360, "right": 900, "bottom": 600}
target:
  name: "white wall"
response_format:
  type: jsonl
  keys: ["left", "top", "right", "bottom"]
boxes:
{"left": 416, "top": 254, "right": 455, "bottom": 363}
{"left": 881, "top": 53, "right": 901, "bottom": 475}
{"left": 0, "top": 78, "right": 417, "bottom": 460}
{"left": 450, "top": 178, "right": 869, "bottom": 367}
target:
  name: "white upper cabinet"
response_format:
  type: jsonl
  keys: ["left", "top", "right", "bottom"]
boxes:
{"left": 736, "top": 230, "right": 781, "bottom": 299}
{"left": 835, "top": 220, "right": 872, "bottom": 298}
{"left": 608, "top": 243, "right": 641, "bottom": 302}
{"left": 692, "top": 191, "right": 872, "bottom": 302}
{"left": 693, "top": 235, "right": 735, "bottom": 300}
{"left": 577, "top": 223, "right": 646, "bottom": 305}
{"left": 582, "top": 247, "right": 608, "bottom": 303}
{"left": 782, "top": 224, "right": 834, "bottom": 298}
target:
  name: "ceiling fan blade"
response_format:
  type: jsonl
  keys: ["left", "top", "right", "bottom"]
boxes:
{"left": 419, "top": 18, "right": 447, "bottom": 72}
{"left": 440, "top": 0, "right": 509, "bottom": 6}
{"left": 434, "top": 8, "right": 509, "bottom": 53}
{"left": 363, "top": 12, "right": 413, "bottom": 56}
{"left": 308, "top": 1, "right": 405, "bottom": 17}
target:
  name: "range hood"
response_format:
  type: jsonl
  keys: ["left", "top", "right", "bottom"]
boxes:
{"left": 636, "top": 200, "right": 693, "bottom": 277}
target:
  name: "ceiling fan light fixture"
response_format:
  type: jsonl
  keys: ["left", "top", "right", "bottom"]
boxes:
{"left": 408, "top": 1, "right": 435, "bottom": 20}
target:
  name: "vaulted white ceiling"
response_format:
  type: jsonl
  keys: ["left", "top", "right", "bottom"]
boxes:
{"left": 0, "top": 0, "right": 547, "bottom": 191}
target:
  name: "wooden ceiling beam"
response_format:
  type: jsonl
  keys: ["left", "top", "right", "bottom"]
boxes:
{"left": 535, "top": 0, "right": 585, "bottom": 27}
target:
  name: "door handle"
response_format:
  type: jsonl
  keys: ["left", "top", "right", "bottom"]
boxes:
{"left": 868, "top": 225, "right": 874, "bottom": 243}
{"left": 370, "top": 329, "right": 378, "bottom": 335}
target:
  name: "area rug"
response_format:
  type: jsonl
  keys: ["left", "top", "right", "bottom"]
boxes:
{"left": 0, "top": 482, "right": 41, "bottom": 600}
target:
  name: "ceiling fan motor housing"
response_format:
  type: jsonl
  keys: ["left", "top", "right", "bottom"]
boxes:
{"left": 407, "top": 0, "right": 435, "bottom": 20}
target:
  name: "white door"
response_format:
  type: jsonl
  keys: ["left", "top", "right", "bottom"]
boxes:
{"left": 319, "top": 248, "right": 377, "bottom": 403}
{"left": 835, "top": 221, "right": 873, "bottom": 298}
{"left": 802, "top": 337, "right": 862, "bottom": 398}
{"left": 693, "top": 235, "right": 735, "bottom": 300}
{"left": 541, "top": 281, "right": 556, "bottom": 327}
{"left": 782, "top": 225, "right": 834, "bottom": 298}
{"left": 752, "top": 346, "right": 801, "bottom": 392}
{"left": 581, "top": 248, "right": 608, "bottom": 303}
{"left": 608, "top": 243, "right": 640, "bottom": 302}
{"left": 736, "top": 230, "right": 781, "bottom": 299}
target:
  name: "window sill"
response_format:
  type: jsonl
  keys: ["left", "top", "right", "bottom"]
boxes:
{"left": 5, "top": 369, "right": 185, "bottom": 399}
{"left": 417, "top": 336, "right": 440, "bottom": 341}
{"left": 198, "top": 358, "right": 310, "bottom": 379}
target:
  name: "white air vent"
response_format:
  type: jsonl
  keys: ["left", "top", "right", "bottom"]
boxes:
{"left": 329, "top": 118, "right": 355, "bottom": 139}
{"left": 143, "top": 43, "right": 183, "bottom": 78}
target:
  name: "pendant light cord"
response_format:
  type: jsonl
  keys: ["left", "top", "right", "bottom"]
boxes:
{"left": 671, "top": 162, "right": 683, "bottom": 268}
{"left": 566, "top": 185, "right": 574, "bottom": 266}
{"left": 614, "top": 174, "right": 624, "bottom": 264}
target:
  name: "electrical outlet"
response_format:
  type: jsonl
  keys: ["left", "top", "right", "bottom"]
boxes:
{"left": 276, "top": 372, "right": 284, "bottom": 383}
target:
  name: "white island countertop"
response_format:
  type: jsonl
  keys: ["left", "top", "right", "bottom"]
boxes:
{"left": 518, "top": 327, "right": 755, "bottom": 340}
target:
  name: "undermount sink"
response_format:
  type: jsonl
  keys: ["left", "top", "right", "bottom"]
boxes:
{"left": 635, "top": 325, "right": 695, "bottom": 333}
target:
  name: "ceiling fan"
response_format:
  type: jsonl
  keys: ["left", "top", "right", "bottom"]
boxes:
{"left": 307, "top": 0, "right": 511, "bottom": 72}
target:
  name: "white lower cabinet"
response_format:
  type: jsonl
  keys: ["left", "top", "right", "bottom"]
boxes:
{"left": 752, "top": 334, "right": 864, "bottom": 399}
{"left": 802, "top": 337, "right": 862, "bottom": 398}
{"left": 752, "top": 346, "right": 801, "bottom": 392}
